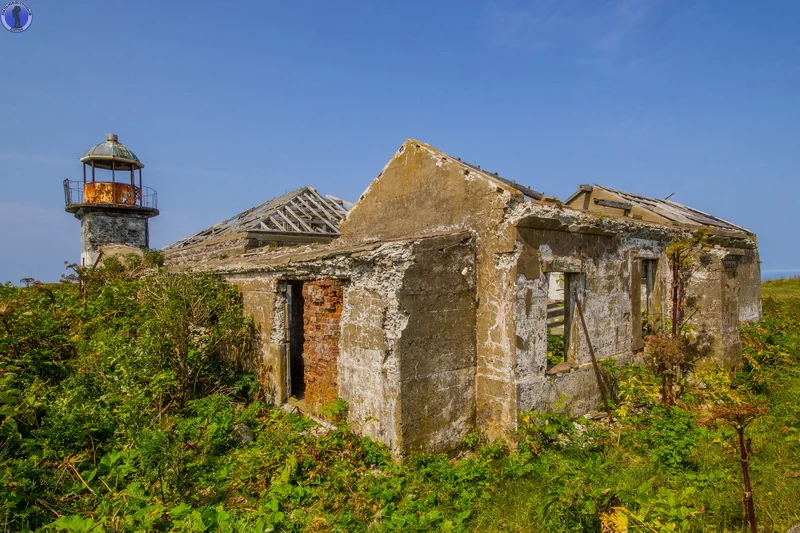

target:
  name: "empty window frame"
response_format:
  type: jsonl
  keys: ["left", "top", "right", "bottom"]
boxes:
{"left": 640, "top": 259, "right": 657, "bottom": 317}
{"left": 546, "top": 272, "right": 584, "bottom": 368}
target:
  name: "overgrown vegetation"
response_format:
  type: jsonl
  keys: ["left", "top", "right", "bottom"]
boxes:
{"left": 546, "top": 333, "right": 565, "bottom": 367}
{"left": 642, "top": 232, "right": 710, "bottom": 408}
{"left": 2, "top": 258, "right": 800, "bottom": 531}
{"left": 475, "top": 282, "right": 800, "bottom": 532}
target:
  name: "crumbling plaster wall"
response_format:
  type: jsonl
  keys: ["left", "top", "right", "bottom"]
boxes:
{"left": 222, "top": 232, "right": 477, "bottom": 454}
{"left": 337, "top": 140, "right": 524, "bottom": 440}
{"left": 224, "top": 241, "right": 413, "bottom": 451}
{"left": 647, "top": 243, "right": 759, "bottom": 370}
{"left": 506, "top": 201, "right": 760, "bottom": 418}
{"left": 332, "top": 139, "right": 760, "bottom": 440}
{"left": 395, "top": 234, "right": 477, "bottom": 453}
{"left": 503, "top": 205, "right": 675, "bottom": 425}
{"left": 512, "top": 223, "right": 642, "bottom": 415}
{"left": 737, "top": 249, "right": 762, "bottom": 323}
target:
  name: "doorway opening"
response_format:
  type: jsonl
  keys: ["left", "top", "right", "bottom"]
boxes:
{"left": 285, "top": 279, "right": 344, "bottom": 412}
{"left": 287, "top": 281, "right": 305, "bottom": 399}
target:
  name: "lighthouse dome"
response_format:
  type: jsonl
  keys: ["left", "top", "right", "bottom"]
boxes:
{"left": 79, "top": 134, "right": 143, "bottom": 170}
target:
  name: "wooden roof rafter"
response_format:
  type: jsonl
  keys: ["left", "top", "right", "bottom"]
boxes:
{"left": 164, "top": 186, "right": 350, "bottom": 249}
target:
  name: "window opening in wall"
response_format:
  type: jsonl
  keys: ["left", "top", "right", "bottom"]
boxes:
{"left": 641, "top": 259, "right": 657, "bottom": 330}
{"left": 546, "top": 272, "right": 566, "bottom": 367}
{"left": 547, "top": 272, "right": 584, "bottom": 368}
{"left": 287, "top": 281, "right": 305, "bottom": 400}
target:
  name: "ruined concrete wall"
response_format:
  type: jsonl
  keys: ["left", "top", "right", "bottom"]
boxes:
{"left": 339, "top": 286, "right": 397, "bottom": 445}
{"left": 76, "top": 209, "right": 150, "bottom": 266}
{"left": 164, "top": 232, "right": 336, "bottom": 269}
{"left": 506, "top": 202, "right": 759, "bottom": 418}
{"left": 513, "top": 239, "right": 549, "bottom": 414}
{"left": 513, "top": 224, "right": 640, "bottom": 415}
{"left": 337, "top": 140, "right": 521, "bottom": 441}
{"left": 339, "top": 141, "right": 515, "bottom": 245}
{"left": 227, "top": 276, "right": 287, "bottom": 403}
{"left": 215, "top": 233, "right": 476, "bottom": 454}
{"left": 648, "top": 245, "right": 749, "bottom": 370}
{"left": 228, "top": 261, "right": 404, "bottom": 447}
{"left": 719, "top": 266, "right": 743, "bottom": 369}
{"left": 737, "top": 248, "right": 762, "bottom": 323}
{"left": 302, "top": 280, "right": 343, "bottom": 413}
{"left": 395, "top": 234, "right": 477, "bottom": 453}
{"left": 164, "top": 137, "right": 762, "bottom": 454}
{"left": 696, "top": 247, "right": 759, "bottom": 369}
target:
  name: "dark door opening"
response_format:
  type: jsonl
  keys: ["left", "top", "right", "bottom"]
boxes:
{"left": 288, "top": 281, "right": 305, "bottom": 399}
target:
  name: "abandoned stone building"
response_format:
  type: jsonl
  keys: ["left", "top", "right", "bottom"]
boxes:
{"left": 157, "top": 139, "right": 760, "bottom": 455}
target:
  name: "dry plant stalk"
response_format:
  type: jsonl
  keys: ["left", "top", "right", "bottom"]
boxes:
{"left": 712, "top": 403, "right": 767, "bottom": 533}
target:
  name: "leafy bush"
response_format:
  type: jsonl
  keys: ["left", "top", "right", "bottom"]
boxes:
{"left": 3, "top": 269, "right": 800, "bottom": 531}
{"left": 0, "top": 264, "right": 252, "bottom": 530}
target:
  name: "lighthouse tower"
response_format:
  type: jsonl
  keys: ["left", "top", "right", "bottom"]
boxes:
{"left": 63, "top": 134, "right": 159, "bottom": 266}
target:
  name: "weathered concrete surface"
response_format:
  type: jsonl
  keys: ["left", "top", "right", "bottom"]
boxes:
{"left": 737, "top": 248, "right": 762, "bottom": 322}
{"left": 227, "top": 277, "right": 284, "bottom": 401}
{"left": 74, "top": 207, "right": 153, "bottom": 266}
{"left": 217, "top": 231, "right": 475, "bottom": 454}
{"left": 507, "top": 200, "right": 759, "bottom": 414}
{"left": 512, "top": 222, "right": 638, "bottom": 414}
{"left": 164, "top": 232, "right": 335, "bottom": 269}
{"left": 396, "top": 234, "right": 477, "bottom": 453}
{"left": 338, "top": 140, "right": 524, "bottom": 440}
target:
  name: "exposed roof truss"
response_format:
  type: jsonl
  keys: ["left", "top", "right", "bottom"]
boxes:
{"left": 165, "top": 186, "right": 350, "bottom": 249}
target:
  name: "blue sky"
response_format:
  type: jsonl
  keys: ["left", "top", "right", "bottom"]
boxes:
{"left": 1, "top": 0, "right": 798, "bottom": 283}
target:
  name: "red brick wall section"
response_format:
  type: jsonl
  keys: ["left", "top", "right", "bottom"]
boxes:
{"left": 302, "top": 280, "right": 343, "bottom": 413}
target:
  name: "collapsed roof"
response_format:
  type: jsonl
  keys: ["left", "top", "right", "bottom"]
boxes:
{"left": 564, "top": 184, "right": 751, "bottom": 234}
{"left": 165, "top": 186, "right": 350, "bottom": 249}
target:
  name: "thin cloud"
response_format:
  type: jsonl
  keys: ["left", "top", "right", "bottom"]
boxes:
{"left": 596, "top": 0, "right": 654, "bottom": 54}
{"left": 486, "top": 0, "right": 658, "bottom": 60}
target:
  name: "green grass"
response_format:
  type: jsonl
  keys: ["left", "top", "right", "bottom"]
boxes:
{"left": 762, "top": 276, "right": 800, "bottom": 300}
{"left": 3, "top": 268, "right": 800, "bottom": 532}
{"left": 469, "top": 279, "right": 800, "bottom": 532}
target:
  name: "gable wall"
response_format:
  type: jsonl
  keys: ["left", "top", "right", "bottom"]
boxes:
{"left": 339, "top": 141, "right": 524, "bottom": 441}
